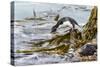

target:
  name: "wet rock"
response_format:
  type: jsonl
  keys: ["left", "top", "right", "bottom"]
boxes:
{"left": 71, "top": 56, "right": 80, "bottom": 62}
{"left": 79, "top": 44, "right": 97, "bottom": 57}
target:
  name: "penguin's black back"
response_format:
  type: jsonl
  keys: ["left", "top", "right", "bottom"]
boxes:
{"left": 51, "top": 17, "right": 79, "bottom": 33}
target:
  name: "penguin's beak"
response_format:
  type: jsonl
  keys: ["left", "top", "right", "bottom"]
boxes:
{"left": 54, "top": 14, "right": 60, "bottom": 21}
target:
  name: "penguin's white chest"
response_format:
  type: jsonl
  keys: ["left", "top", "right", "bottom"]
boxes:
{"left": 57, "top": 21, "right": 72, "bottom": 34}
{"left": 58, "top": 21, "right": 72, "bottom": 29}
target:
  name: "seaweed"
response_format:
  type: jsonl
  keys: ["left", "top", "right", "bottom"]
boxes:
{"left": 16, "top": 44, "right": 70, "bottom": 55}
